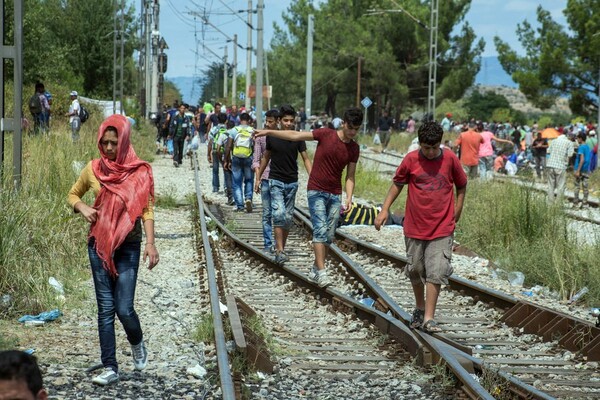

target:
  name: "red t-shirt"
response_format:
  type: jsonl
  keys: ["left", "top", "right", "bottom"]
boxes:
{"left": 455, "top": 130, "right": 483, "bottom": 166}
{"left": 393, "top": 149, "right": 467, "bottom": 240}
{"left": 307, "top": 128, "right": 360, "bottom": 194}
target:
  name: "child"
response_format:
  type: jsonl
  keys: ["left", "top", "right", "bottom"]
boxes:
{"left": 374, "top": 121, "right": 467, "bottom": 334}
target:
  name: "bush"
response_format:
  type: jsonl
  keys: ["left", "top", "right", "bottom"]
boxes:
{"left": 456, "top": 180, "right": 599, "bottom": 302}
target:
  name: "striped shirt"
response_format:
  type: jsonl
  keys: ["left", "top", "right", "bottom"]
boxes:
{"left": 546, "top": 135, "right": 574, "bottom": 170}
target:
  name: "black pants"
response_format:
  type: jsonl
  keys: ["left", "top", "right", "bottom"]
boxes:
{"left": 173, "top": 136, "right": 185, "bottom": 165}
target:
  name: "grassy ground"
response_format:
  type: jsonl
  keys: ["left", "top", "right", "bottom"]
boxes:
{"left": 0, "top": 117, "right": 156, "bottom": 349}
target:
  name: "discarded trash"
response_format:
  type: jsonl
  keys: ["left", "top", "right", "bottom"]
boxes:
{"left": 24, "top": 320, "right": 45, "bottom": 327}
{"left": 491, "top": 268, "right": 508, "bottom": 280}
{"left": 48, "top": 277, "right": 64, "bottom": 295}
{"left": 71, "top": 161, "right": 86, "bottom": 175}
{"left": 359, "top": 297, "right": 375, "bottom": 308}
{"left": 226, "top": 340, "right": 236, "bottom": 353}
{"left": 568, "top": 287, "right": 589, "bottom": 304}
{"left": 591, "top": 308, "right": 600, "bottom": 317}
{"left": 507, "top": 271, "right": 525, "bottom": 287}
{"left": 18, "top": 309, "right": 62, "bottom": 324}
{"left": 0, "top": 294, "right": 11, "bottom": 309}
{"left": 219, "top": 302, "right": 228, "bottom": 314}
{"left": 24, "top": 349, "right": 35, "bottom": 355}
{"left": 522, "top": 291, "right": 533, "bottom": 297}
{"left": 186, "top": 363, "right": 207, "bottom": 379}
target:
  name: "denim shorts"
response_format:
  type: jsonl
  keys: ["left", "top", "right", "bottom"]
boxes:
{"left": 270, "top": 179, "right": 298, "bottom": 230}
{"left": 404, "top": 235, "right": 454, "bottom": 285}
{"left": 307, "top": 190, "right": 341, "bottom": 245}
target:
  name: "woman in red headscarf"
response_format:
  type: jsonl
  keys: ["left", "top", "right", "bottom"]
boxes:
{"left": 67, "top": 114, "right": 159, "bottom": 386}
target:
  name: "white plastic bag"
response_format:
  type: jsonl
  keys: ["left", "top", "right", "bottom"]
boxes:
{"left": 373, "top": 133, "right": 381, "bottom": 145}
{"left": 505, "top": 161, "right": 517, "bottom": 176}
{"left": 190, "top": 134, "right": 200, "bottom": 150}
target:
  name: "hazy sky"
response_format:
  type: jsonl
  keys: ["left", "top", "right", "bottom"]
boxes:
{"left": 150, "top": 0, "right": 568, "bottom": 78}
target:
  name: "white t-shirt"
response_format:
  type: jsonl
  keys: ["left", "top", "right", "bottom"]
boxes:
{"left": 69, "top": 99, "right": 80, "bottom": 123}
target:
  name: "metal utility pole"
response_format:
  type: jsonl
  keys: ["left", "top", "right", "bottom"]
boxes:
{"left": 255, "top": 0, "right": 264, "bottom": 127}
{"left": 113, "top": 0, "right": 126, "bottom": 115}
{"left": 427, "top": 0, "right": 439, "bottom": 120}
{"left": 231, "top": 34, "right": 238, "bottom": 107}
{"left": 245, "top": 0, "right": 252, "bottom": 110}
{"left": 144, "top": 0, "right": 152, "bottom": 118}
{"left": 265, "top": 51, "right": 271, "bottom": 110}
{"left": 223, "top": 46, "right": 228, "bottom": 99}
{"left": 0, "top": 0, "right": 23, "bottom": 188}
{"left": 356, "top": 56, "right": 362, "bottom": 108}
{"left": 119, "top": 0, "right": 125, "bottom": 114}
{"left": 305, "top": 14, "right": 314, "bottom": 123}
{"left": 150, "top": 0, "right": 160, "bottom": 118}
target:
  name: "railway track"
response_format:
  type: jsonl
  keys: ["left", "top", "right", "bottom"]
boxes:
{"left": 191, "top": 147, "right": 599, "bottom": 398}
{"left": 203, "top": 200, "right": 507, "bottom": 399}
{"left": 192, "top": 177, "right": 548, "bottom": 398}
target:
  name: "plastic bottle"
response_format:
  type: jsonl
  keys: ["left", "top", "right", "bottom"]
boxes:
{"left": 48, "top": 277, "right": 64, "bottom": 295}
{"left": 507, "top": 271, "right": 525, "bottom": 287}
{"left": 568, "top": 287, "right": 589, "bottom": 304}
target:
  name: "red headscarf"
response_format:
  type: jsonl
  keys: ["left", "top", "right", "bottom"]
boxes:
{"left": 90, "top": 115, "right": 154, "bottom": 278}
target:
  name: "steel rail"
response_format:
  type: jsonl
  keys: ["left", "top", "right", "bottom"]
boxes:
{"left": 191, "top": 155, "right": 236, "bottom": 399}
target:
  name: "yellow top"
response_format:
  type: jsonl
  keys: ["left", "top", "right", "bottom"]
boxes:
{"left": 67, "top": 161, "right": 154, "bottom": 221}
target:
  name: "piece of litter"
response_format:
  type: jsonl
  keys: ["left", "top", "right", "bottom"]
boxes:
{"left": 186, "top": 364, "right": 207, "bottom": 378}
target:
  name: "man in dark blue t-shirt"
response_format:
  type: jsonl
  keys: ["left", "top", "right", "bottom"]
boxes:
{"left": 256, "top": 105, "right": 312, "bottom": 265}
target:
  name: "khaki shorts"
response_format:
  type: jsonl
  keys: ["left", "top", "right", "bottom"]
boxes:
{"left": 404, "top": 235, "right": 453, "bottom": 285}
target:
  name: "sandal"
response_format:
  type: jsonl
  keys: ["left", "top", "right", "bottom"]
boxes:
{"left": 410, "top": 309, "right": 425, "bottom": 329}
{"left": 422, "top": 319, "right": 442, "bottom": 334}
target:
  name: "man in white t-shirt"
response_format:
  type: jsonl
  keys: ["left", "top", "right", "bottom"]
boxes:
{"left": 66, "top": 91, "right": 81, "bottom": 142}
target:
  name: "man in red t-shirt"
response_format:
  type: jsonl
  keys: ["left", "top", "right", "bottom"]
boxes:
{"left": 256, "top": 107, "right": 363, "bottom": 287}
{"left": 375, "top": 122, "right": 467, "bottom": 334}
{"left": 455, "top": 122, "right": 483, "bottom": 179}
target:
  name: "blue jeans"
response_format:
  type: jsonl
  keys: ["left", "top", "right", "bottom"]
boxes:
{"left": 232, "top": 156, "right": 254, "bottom": 209}
{"left": 88, "top": 240, "right": 143, "bottom": 373}
{"left": 307, "top": 190, "right": 341, "bottom": 245}
{"left": 270, "top": 179, "right": 299, "bottom": 231}
{"left": 260, "top": 179, "right": 273, "bottom": 249}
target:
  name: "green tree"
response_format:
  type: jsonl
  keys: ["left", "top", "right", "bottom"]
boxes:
{"left": 494, "top": 1, "right": 600, "bottom": 117}
{"left": 464, "top": 90, "right": 510, "bottom": 121}
{"left": 9, "top": 0, "right": 139, "bottom": 98}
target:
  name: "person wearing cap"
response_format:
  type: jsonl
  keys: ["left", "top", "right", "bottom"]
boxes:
{"left": 66, "top": 90, "right": 81, "bottom": 142}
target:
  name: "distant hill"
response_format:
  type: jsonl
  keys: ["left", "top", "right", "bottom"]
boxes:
{"left": 167, "top": 76, "right": 202, "bottom": 106}
{"left": 468, "top": 85, "right": 571, "bottom": 115}
{"left": 475, "top": 56, "right": 516, "bottom": 87}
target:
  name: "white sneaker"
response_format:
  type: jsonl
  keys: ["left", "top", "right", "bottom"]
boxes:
{"left": 308, "top": 267, "right": 331, "bottom": 288}
{"left": 131, "top": 340, "right": 148, "bottom": 370}
{"left": 92, "top": 367, "right": 119, "bottom": 385}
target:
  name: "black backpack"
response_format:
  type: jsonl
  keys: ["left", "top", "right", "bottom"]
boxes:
{"left": 28, "top": 94, "right": 42, "bottom": 114}
{"left": 78, "top": 105, "right": 89, "bottom": 123}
